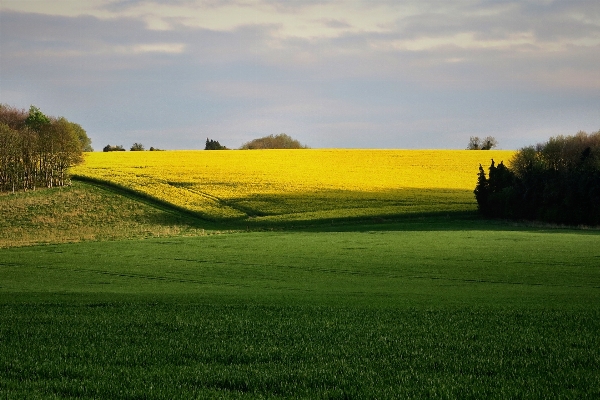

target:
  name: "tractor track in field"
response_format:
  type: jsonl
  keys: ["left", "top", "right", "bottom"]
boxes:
{"left": 28, "top": 264, "right": 252, "bottom": 288}
{"left": 3, "top": 259, "right": 598, "bottom": 290}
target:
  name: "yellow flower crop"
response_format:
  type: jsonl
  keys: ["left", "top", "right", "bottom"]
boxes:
{"left": 71, "top": 149, "right": 514, "bottom": 222}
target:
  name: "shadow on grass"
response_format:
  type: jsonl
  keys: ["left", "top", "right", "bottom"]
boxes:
{"left": 72, "top": 176, "right": 221, "bottom": 230}
{"left": 74, "top": 177, "right": 600, "bottom": 235}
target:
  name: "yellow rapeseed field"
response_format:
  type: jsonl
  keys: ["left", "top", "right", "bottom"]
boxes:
{"left": 71, "top": 150, "right": 514, "bottom": 222}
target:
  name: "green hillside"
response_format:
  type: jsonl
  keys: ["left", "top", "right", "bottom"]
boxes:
{"left": 0, "top": 181, "right": 218, "bottom": 248}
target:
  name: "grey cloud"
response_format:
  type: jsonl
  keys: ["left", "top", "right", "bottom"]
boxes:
{"left": 101, "top": 0, "right": 149, "bottom": 12}
{"left": 1, "top": 11, "right": 150, "bottom": 47}
{"left": 1, "top": 11, "right": 191, "bottom": 76}
{"left": 390, "top": 1, "right": 600, "bottom": 43}
{"left": 1, "top": 2, "right": 598, "bottom": 150}
{"left": 319, "top": 19, "right": 353, "bottom": 30}
{"left": 10, "top": 10, "right": 198, "bottom": 51}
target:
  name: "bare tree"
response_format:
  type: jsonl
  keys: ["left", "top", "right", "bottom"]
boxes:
{"left": 481, "top": 136, "right": 498, "bottom": 150}
{"left": 467, "top": 136, "right": 482, "bottom": 150}
{"left": 468, "top": 136, "right": 498, "bottom": 150}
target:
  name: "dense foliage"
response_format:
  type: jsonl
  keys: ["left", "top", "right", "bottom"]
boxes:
{"left": 475, "top": 130, "right": 600, "bottom": 225}
{"left": 240, "top": 133, "right": 308, "bottom": 149}
{"left": 130, "top": 142, "right": 145, "bottom": 151}
{"left": 0, "top": 104, "right": 90, "bottom": 192}
{"left": 205, "top": 138, "right": 228, "bottom": 150}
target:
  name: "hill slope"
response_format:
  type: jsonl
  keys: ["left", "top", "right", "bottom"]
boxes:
{"left": 0, "top": 181, "right": 214, "bottom": 248}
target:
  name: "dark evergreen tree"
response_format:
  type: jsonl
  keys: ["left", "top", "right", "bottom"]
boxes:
{"left": 205, "top": 138, "right": 228, "bottom": 150}
{"left": 474, "top": 130, "right": 600, "bottom": 225}
{"left": 474, "top": 164, "right": 489, "bottom": 215}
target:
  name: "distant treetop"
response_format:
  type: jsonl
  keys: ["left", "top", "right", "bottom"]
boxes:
{"left": 205, "top": 138, "right": 228, "bottom": 150}
{"left": 240, "top": 133, "right": 309, "bottom": 150}
{"left": 467, "top": 136, "right": 498, "bottom": 150}
{"left": 103, "top": 144, "right": 125, "bottom": 152}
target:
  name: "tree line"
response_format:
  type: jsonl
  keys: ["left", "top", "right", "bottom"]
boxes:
{"left": 204, "top": 134, "right": 309, "bottom": 150}
{"left": 101, "top": 133, "right": 308, "bottom": 153}
{"left": 103, "top": 143, "right": 164, "bottom": 152}
{"left": 475, "top": 130, "right": 600, "bottom": 225}
{"left": 0, "top": 104, "right": 91, "bottom": 193}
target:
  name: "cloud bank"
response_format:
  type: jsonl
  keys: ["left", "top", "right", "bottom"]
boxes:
{"left": 1, "top": 0, "right": 599, "bottom": 149}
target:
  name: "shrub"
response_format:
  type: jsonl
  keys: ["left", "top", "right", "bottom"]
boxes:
{"left": 103, "top": 145, "right": 126, "bottom": 152}
{"left": 240, "top": 133, "right": 309, "bottom": 150}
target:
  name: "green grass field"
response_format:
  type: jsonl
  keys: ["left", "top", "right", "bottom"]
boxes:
{"left": 1, "top": 181, "right": 599, "bottom": 398}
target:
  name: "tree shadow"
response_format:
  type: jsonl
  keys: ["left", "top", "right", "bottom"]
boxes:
{"left": 80, "top": 178, "right": 599, "bottom": 235}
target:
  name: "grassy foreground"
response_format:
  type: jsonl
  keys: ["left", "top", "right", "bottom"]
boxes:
{"left": 1, "top": 161, "right": 598, "bottom": 398}
{"left": 1, "top": 216, "right": 599, "bottom": 398}
{"left": 2, "top": 301, "right": 598, "bottom": 399}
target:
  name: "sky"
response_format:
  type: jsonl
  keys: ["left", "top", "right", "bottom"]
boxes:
{"left": 1, "top": 0, "right": 599, "bottom": 150}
